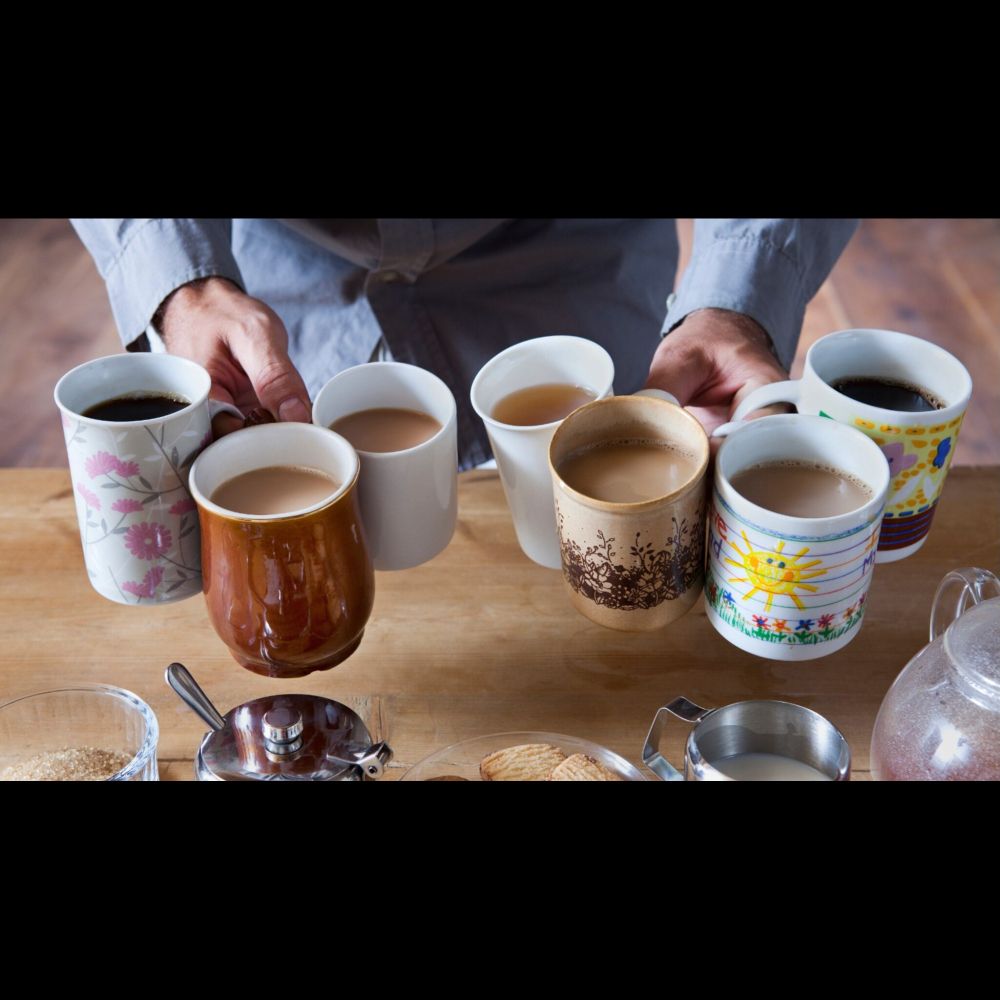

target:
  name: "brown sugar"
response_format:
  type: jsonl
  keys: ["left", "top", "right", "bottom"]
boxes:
{"left": 1, "top": 746, "right": 132, "bottom": 781}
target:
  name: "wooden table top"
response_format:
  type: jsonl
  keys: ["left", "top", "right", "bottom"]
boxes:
{"left": 2, "top": 467, "right": 998, "bottom": 781}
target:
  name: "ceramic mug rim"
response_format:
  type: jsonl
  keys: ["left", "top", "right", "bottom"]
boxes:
{"left": 469, "top": 335, "right": 616, "bottom": 433}
{"left": 312, "top": 361, "right": 457, "bottom": 461}
{"left": 189, "top": 423, "right": 361, "bottom": 523}
{"left": 54, "top": 353, "right": 213, "bottom": 429}
{"left": 715, "top": 414, "right": 890, "bottom": 535}
{"left": 804, "top": 328, "right": 973, "bottom": 421}
{"left": 549, "top": 394, "right": 710, "bottom": 513}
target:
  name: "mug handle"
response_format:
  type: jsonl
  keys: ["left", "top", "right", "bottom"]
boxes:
{"left": 930, "top": 567, "right": 1000, "bottom": 641}
{"left": 642, "top": 696, "right": 712, "bottom": 781}
{"left": 711, "top": 379, "right": 803, "bottom": 439}
{"left": 634, "top": 388, "right": 681, "bottom": 406}
{"left": 208, "top": 399, "right": 245, "bottom": 422}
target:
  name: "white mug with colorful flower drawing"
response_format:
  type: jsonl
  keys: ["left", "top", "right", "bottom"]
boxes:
{"left": 722, "top": 329, "right": 972, "bottom": 562}
{"left": 54, "top": 354, "right": 242, "bottom": 606}
{"left": 706, "top": 414, "right": 890, "bottom": 661}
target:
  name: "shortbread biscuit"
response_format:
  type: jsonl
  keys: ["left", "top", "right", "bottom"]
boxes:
{"left": 480, "top": 743, "right": 567, "bottom": 781}
{"left": 549, "top": 753, "right": 624, "bottom": 781}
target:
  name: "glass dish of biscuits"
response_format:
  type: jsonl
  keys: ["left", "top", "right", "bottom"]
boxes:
{"left": 401, "top": 732, "right": 646, "bottom": 781}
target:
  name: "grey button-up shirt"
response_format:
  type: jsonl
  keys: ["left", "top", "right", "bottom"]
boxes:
{"left": 71, "top": 218, "right": 858, "bottom": 469}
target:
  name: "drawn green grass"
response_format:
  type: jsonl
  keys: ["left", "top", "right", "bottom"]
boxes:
{"left": 706, "top": 571, "right": 865, "bottom": 645}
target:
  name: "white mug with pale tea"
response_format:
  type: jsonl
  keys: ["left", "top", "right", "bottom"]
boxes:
{"left": 470, "top": 336, "right": 615, "bottom": 569}
{"left": 313, "top": 362, "right": 458, "bottom": 571}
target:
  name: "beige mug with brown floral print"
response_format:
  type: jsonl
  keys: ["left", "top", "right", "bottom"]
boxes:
{"left": 548, "top": 390, "right": 710, "bottom": 631}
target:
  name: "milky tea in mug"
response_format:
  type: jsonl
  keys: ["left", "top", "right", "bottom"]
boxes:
{"left": 706, "top": 415, "right": 889, "bottom": 661}
{"left": 549, "top": 392, "right": 710, "bottom": 631}
{"left": 491, "top": 383, "right": 598, "bottom": 427}
{"left": 471, "top": 337, "right": 615, "bottom": 569}
{"left": 189, "top": 424, "right": 374, "bottom": 678}
{"left": 328, "top": 408, "right": 442, "bottom": 453}
{"left": 557, "top": 440, "right": 700, "bottom": 504}
{"left": 728, "top": 462, "right": 873, "bottom": 518}
{"left": 210, "top": 466, "right": 342, "bottom": 516}
{"left": 313, "top": 362, "right": 458, "bottom": 571}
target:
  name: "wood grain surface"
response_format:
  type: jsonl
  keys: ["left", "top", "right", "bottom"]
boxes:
{"left": 2, "top": 467, "right": 997, "bottom": 781}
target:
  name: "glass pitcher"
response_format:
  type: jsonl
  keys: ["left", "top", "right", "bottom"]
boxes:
{"left": 870, "top": 567, "right": 1000, "bottom": 780}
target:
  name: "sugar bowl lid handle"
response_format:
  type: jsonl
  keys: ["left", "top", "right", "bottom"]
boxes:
{"left": 165, "top": 662, "right": 227, "bottom": 732}
{"left": 642, "top": 697, "right": 711, "bottom": 781}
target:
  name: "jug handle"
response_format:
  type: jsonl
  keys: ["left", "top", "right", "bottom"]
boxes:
{"left": 642, "top": 697, "right": 711, "bottom": 781}
{"left": 930, "top": 567, "right": 1000, "bottom": 641}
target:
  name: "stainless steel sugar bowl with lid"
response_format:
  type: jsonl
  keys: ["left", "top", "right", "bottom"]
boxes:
{"left": 166, "top": 663, "right": 392, "bottom": 781}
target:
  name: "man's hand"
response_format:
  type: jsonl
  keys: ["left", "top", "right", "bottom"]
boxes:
{"left": 157, "top": 277, "right": 312, "bottom": 436}
{"left": 645, "top": 308, "right": 790, "bottom": 437}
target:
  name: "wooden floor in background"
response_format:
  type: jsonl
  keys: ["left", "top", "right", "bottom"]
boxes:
{"left": 2, "top": 218, "right": 998, "bottom": 467}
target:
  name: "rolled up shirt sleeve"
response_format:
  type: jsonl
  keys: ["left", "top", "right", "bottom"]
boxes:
{"left": 70, "top": 218, "right": 245, "bottom": 349}
{"left": 662, "top": 218, "right": 859, "bottom": 368}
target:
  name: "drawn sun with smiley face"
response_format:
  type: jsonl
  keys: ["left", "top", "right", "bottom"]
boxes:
{"left": 724, "top": 531, "right": 827, "bottom": 612}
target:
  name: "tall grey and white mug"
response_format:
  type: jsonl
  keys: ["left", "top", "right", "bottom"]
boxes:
{"left": 54, "top": 354, "right": 242, "bottom": 605}
{"left": 313, "top": 362, "right": 458, "bottom": 571}
{"left": 470, "top": 336, "right": 615, "bottom": 569}
{"left": 724, "top": 329, "right": 972, "bottom": 562}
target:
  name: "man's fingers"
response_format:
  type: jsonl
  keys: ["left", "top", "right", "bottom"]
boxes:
{"left": 254, "top": 356, "right": 312, "bottom": 423}
{"left": 209, "top": 386, "right": 246, "bottom": 439}
{"left": 156, "top": 279, "right": 311, "bottom": 426}
{"left": 730, "top": 377, "right": 795, "bottom": 421}
{"left": 212, "top": 412, "right": 246, "bottom": 437}
{"left": 644, "top": 340, "right": 706, "bottom": 407}
{"left": 230, "top": 320, "right": 312, "bottom": 423}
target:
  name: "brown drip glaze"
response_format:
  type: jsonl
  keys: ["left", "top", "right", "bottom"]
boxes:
{"left": 199, "top": 482, "right": 374, "bottom": 678}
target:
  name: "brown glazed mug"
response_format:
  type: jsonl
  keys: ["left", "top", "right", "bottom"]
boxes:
{"left": 188, "top": 424, "right": 374, "bottom": 678}
{"left": 548, "top": 390, "right": 710, "bottom": 631}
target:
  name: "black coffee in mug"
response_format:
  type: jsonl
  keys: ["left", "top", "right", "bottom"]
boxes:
{"left": 82, "top": 392, "right": 190, "bottom": 422}
{"left": 831, "top": 376, "right": 944, "bottom": 413}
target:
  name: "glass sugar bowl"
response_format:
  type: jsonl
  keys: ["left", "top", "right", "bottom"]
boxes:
{"left": 0, "top": 684, "right": 159, "bottom": 781}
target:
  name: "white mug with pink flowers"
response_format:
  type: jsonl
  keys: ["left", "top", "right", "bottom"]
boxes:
{"left": 54, "top": 354, "right": 242, "bottom": 605}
